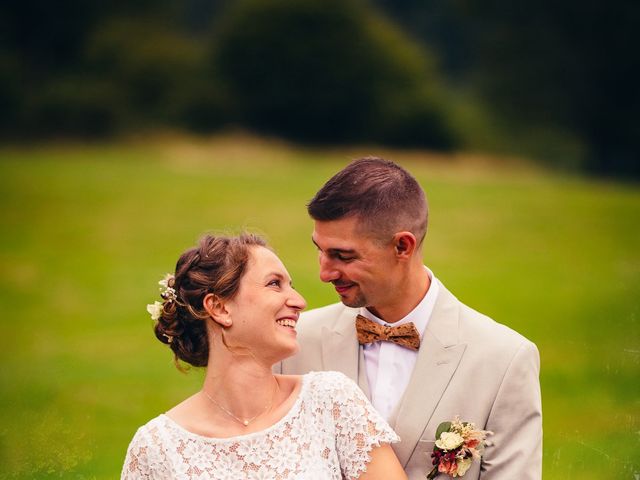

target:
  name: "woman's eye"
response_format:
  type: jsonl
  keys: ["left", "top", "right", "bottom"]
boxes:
{"left": 268, "top": 279, "right": 281, "bottom": 287}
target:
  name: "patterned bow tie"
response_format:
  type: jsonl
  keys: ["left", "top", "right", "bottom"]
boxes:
{"left": 355, "top": 314, "right": 421, "bottom": 351}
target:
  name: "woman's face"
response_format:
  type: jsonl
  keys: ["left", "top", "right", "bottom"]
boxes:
{"left": 223, "top": 246, "right": 306, "bottom": 363}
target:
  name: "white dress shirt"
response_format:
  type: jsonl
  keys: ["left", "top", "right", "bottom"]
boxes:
{"left": 360, "top": 268, "right": 440, "bottom": 420}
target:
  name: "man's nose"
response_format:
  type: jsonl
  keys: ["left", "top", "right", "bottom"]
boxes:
{"left": 318, "top": 254, "right": 340, "bottom": 283}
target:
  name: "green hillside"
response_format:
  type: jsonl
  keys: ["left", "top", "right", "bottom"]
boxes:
{"left": 0, "top": 135, "right": 638, "bottom": 479}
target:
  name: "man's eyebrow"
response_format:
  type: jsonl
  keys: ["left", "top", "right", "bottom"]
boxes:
{"left": 311, "top": 238, "right": 356, "bottom": 255}
{"left": 330, "top": 248, "right": 356, "bottom": 254}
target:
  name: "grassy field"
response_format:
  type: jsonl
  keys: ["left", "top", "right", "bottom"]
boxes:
{"left": 0, "top": 134, "right": 638, "bottom": 479}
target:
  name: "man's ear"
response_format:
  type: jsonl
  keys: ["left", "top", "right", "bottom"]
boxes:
{"left": 392, "top": 232, "right": 417, "bottom": 260}
{"left": 203, "top": 293, "right": 232, "bottom": 327}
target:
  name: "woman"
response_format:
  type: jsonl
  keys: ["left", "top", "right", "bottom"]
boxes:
{"left": 122, "top": 233, "right": 407, "bottom": 479}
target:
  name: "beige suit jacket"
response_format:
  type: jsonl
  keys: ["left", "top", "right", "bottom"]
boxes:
{"left": 279, "top": 282, "right": 542, "bottom": 479}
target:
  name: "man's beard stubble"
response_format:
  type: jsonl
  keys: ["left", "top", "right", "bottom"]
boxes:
{"left": 340, "top": 288, "right": 367, "bottom": 309}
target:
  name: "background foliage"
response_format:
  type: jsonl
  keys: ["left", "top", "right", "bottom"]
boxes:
{"left": 1, "top": 0, "right": 638, "bottom": 176}
{"left": 0, "top": 135, "right": 638, "bottom": 478}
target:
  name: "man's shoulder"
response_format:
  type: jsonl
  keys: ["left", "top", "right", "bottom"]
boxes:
{"left": 455, "top": 298, "right": 538, "bottom": 361}
{"left": 439, "top": 283, "right": 536, "bottom": 352}
{"left": 281, "top": 303, "right": 356, "bottom": 373}
{"left": 297, "top": 302, "right": 356, "bottom": 333}
{"left": 301, "top": 302, "right": 351, "bottom": 320}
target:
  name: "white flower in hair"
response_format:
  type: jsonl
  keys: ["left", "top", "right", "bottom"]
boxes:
{"left": 147, "top": 301, "right": 163, "bottom": 321}
{"left": 159, "top": 273, "right": 177, "bottom": 302}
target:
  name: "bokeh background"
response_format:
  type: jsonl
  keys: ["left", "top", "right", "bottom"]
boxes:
{"left": 0, "top": 0, "right": 638, "bottom": 478}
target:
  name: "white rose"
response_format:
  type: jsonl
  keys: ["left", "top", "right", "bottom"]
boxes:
{"left": 147, "top": 301, "right": 163, "bottom": 321}
{"left": 454, "top": 457, "right": 472, "bottom": 477}
{"left": 436, "top": 432, "right": 464, "bottom": 450}
{"left": 436, "top": 431, "right": 465, "bottom": 451}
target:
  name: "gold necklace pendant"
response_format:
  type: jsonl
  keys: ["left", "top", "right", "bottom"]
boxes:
{"left": 204, "top": 377, "right": 280, "bottom": 427}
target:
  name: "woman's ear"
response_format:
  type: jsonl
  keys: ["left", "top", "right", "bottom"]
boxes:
{"left": 203, "top": 293, "right": 232, "bottom": 327}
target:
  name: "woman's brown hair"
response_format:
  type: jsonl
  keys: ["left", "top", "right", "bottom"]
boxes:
{"left": 153, "top": 233, "right": 267, "bottom": 367}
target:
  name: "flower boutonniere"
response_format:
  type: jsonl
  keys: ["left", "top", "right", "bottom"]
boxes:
{"left": 427, "top": 416, "right": 492, "bottom": 479}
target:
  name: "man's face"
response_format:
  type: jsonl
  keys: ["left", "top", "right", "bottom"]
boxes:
{"left": 312, "top": 217, "right": 398, "bottom": 310}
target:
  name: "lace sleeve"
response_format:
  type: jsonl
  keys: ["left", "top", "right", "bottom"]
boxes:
{"left": 120, "top": 424, "right": 167, "bottom": 480}
{"left": 325, "top": 372, "right": 400, "bottom": 480}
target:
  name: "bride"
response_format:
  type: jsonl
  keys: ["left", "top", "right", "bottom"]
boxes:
{"left": 122, "top": 233, "right": 407, "bottom": 479}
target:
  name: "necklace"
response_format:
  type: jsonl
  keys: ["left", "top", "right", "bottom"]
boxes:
{"left": 203, "top": 377, "right": 280, "bottom": 427}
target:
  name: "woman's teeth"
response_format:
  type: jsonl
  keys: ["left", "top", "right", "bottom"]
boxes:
{"left": 276, "top": 319, "right": 296, "bottom": 328}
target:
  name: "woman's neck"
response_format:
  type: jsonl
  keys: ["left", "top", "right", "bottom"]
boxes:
{"left": 203, "top": 354, "right": 278, "bottom": 420}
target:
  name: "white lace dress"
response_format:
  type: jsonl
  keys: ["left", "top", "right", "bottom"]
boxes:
{"left": 121, "top": 371, "right": 399, "bottom": 479}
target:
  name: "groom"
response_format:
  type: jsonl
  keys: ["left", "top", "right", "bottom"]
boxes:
{"left": 280, "top": 158, "right": 542, "bottom": 479}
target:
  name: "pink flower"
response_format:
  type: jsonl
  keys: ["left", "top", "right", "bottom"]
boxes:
{"left": 465, "top": 438, "right": 480, "bottom": 449}
{"left": 438, "top": 458, "right": 458, "bottom": 475}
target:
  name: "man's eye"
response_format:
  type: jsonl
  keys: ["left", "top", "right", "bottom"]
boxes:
{"left": 337, "top": 255, "right": 355, "bottom": 262}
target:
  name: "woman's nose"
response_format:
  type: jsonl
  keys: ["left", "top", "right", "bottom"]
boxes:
{"left": 288, "top": 288, "right": 307, "bottom": 311}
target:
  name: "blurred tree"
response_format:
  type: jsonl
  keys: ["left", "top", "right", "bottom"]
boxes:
{"left": 0, "top": 0, "right": 101, "bottom": 135}
{"left": 0, "top": 48, "right": 21, "bottom": 132}
{"left": 372, "top": 0, "right": 640, "bottom": 177}
{"left": 0, "top": 0, "right": 216, "bottom": 137}
{"left": 211, "top": 0, "right": 455, "bottom": 148}
{"left": 372, "top": 0, "right": 472, "bottom": 80}
{"left": 460, "top": 0, "right": 639, "bottom": 176}
{"left": 4, "top": 0, "right": 634, "bottom": 177}
{"left": 85, "top": 17, "right": 222, "bottom": 129}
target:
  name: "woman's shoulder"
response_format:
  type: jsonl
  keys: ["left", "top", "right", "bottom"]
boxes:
{"left": 122, "top": 415, "right": 180, "bottom": 478}
{"left": 304, "top": 370, "right": 355, "bottom": 385}
{"left": 302, "top": 371, "right": 361, "bottom": 400}
{"left": 123, "top": 415, "right": 169, "bottom": 468}
{"left": 128, "top": 415, "right": 168, "bottom": 444}
{"left": 138, "top": 413, "right": 168, "bottom": 430}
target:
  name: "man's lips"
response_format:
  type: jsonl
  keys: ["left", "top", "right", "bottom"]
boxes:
{"left": 333, "top": 283, "right": 355, "bottom": 294}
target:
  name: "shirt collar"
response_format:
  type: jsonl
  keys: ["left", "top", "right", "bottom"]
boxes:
{"left": 360, "top": 266, "right": 439, "bottom": 338}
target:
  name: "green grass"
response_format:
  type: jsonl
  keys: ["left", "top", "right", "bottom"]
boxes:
{"left": 0, "top": 134, "right": 638, "bottom": 479}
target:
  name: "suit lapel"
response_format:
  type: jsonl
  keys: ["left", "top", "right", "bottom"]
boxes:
{"left": 320, "top": 307, "right": 362, "bottom": 386}
{"left": 392, "top": 284, "right": 467, "bottom": 466}
{"left": 357, "top": 347, "right": 371, "bottom": 398}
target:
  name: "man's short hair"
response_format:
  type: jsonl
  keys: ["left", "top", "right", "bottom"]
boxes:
{"left": 307, "top": 157, "right": 428, "bottom": 244}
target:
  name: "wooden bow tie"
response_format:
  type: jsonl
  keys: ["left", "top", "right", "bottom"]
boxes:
{"left": 355, "top": 315, "right": 421, "bottom": 351}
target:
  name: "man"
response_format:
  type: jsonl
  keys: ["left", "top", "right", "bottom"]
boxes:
{"left": 280, "top": 157, "right": 542, "bottom": 479}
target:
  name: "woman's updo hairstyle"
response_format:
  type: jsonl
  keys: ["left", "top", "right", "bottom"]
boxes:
{"left": 153, "top": 233, "right": 267, "bottom": 368}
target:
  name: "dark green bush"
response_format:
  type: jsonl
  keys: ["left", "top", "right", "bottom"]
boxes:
{"left": 85, "top": 17, "right": 229, "bottom": 130}
{"left": 0, "top": 49, "right": 22, "bottom": 134}
{"left": 20, "top": 76, "right": 121, "bottom": 137}
{"left": 212, "top": 0, "right": 456, "bottom": 147}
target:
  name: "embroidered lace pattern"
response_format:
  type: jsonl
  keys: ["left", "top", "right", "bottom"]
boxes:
{"left": 121, "top": 371, "right": 399, "bottom": 479}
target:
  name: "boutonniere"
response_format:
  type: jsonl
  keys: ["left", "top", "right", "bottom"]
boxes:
{"left": 427, "top": 416, "right": 492, "bottom": 479}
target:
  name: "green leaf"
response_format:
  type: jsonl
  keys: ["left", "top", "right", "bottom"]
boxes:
{"left": 435, "top": 421, "right": 452, "bottom": 439}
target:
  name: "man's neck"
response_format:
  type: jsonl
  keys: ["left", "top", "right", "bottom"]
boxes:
{"left": 367, "top": 265, "right": 431, "bottom": 323}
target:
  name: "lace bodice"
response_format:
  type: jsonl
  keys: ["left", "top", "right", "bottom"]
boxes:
{"left": 121, "top": 371, "right": 399, "bottom": 479}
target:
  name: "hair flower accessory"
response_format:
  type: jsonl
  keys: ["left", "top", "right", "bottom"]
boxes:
{"left": 158, "top": 273, "right": 177, "bottom": 302}
{"left": 146, "top": 273, "right": 176, "bottom": 322}
{"left": 427, "top": 416, "right": 492, "bottom": 479}
{"left": 146, "top": 301, "right": 163, "bottom": 321}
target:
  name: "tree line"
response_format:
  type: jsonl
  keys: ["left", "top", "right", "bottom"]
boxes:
{"left": 1, "top": 0, "right": 637, "bottom": 177}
